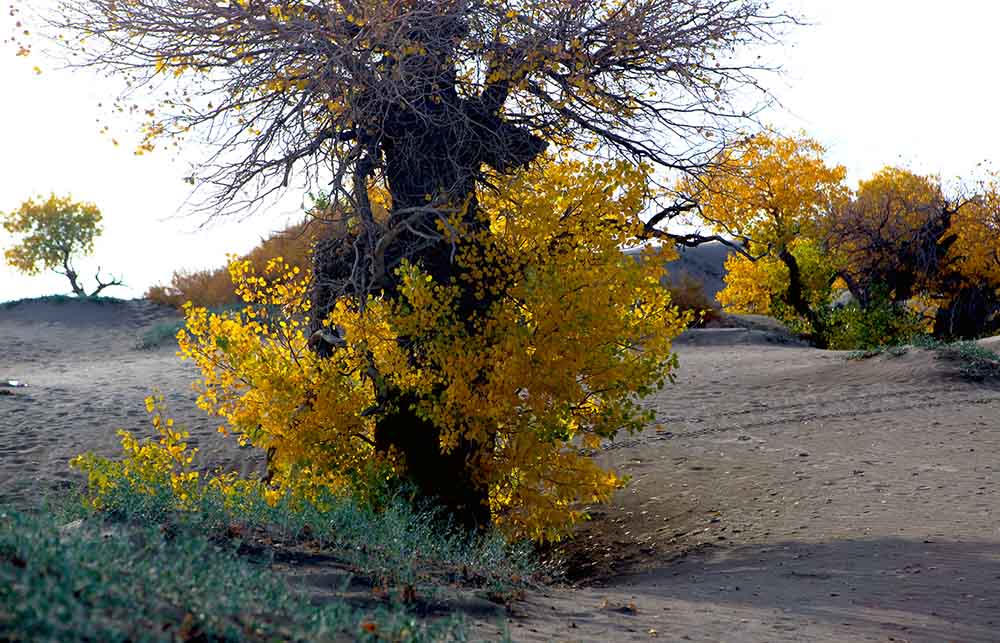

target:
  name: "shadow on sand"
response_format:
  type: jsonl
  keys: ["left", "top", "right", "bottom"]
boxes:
{"left": 611, "top": 536, "right": 1000, "bottom": 640}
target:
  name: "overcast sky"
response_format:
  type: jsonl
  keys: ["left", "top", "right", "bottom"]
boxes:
{"left": 2, "top": 1, "right": 999, "bottom": 302}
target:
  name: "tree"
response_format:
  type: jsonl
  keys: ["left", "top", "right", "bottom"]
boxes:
{"left": 717, "top": 160, "right": 1000, "bottom": 345}
{"left": 48, "top": 0, "right": 793, "bottom": 529}
{"left": 717, "top": 235, "right": 838, "bottom": 318}
{"left": 827, "top": 168, "right": 956, "bottom": 307}
{"left": 179, "top": 156, "right": 688, "bottom": 539}
{"left": 680, "top": 131, "right": 848, "bottom": 345}
{"left": 2, "top": 194, "right": 124, "bottom": 297}
{"left": 828, "top": 167, "right": 1000, "bottom": 339}
{"left": 936, "top": 180, "right": 1000, "bottom": 338}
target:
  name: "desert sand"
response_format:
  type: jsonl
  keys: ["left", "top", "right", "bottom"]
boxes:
{"left": 2, "top": 297, "right": 999, "bottom": 641}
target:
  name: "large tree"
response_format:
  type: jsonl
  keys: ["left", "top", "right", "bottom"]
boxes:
{"left": 46, "top": 0, "right": 792, "bottom": 527}
{"left": 828, "top": 167, "right": 1000, "bottom": 339}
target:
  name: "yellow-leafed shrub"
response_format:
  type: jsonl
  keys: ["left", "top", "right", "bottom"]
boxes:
{"left": 71, "top": 395, "right": 201, "bottom": 509}
{"left": 174, "top": 155, "right": 689, "bottom": 540}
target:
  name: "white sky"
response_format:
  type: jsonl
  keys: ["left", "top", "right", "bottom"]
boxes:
{"left": 2, "top": 1, "right": 999, "bottom": 302}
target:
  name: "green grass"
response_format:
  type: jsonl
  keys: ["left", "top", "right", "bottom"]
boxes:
{"left": 0, "top": 506, "right": 464, "bottom": 641}
{"left": 1, "top": 475, "right": 532, "bottom": 641}
{"left": 135, "top": 319, "right": 186, "bottom": 350}
{"left": 912, "top": 336, "right": 1000, "bottom": 380}
{"left": 90, "top": 475, "right": 534, "bottom": 600}
{"left": 845, "top": 344, "right": 909, "bottom": 360}
{"left": 846, "top": 335, "right": 1000, "bottom": 381}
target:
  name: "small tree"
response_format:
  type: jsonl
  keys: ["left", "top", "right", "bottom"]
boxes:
{"left": 2, "top": 194, "right": 124, "bottom": 297}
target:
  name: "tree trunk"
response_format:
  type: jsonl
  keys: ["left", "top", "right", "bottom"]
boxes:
{"left": 61, "top": 254, "right": 86, "bottom": 297}
{"left": 933, "top": 285, "right": 1000, "bottom": 340}
{"left": 779, "top": 248, "right": 828, "bottom": 348}
{"left": 309, "top": 92, "right": 545, "bottom": 531}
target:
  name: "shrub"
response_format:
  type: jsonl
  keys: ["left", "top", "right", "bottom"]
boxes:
{"left": 663, "top": 271, "right": 722, "bottom": 327}
{"left": 822, "top": 288, "right": 925, "bottom": 350}
{"left": 146, "top": 218, "right": 327, "bottom": 309}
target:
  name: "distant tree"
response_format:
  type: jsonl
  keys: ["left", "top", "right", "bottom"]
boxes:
{"left": 826, "top": 168, "right": 957, "bottom": 308}
{"left": 2, "top": 194, "right": 124, "bottom": 297}
{"left": 680, "top": 131, "right": 849, "bottom": 345}
{"left": 828, "top": 167, "right": 1000, "bottom": 339}
{"left": 714, "top": 159, "right": 1000, "bottom": 344}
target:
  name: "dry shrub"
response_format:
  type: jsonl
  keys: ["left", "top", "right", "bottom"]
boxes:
{"left": 146, "top": 219, "right": 327, "bottom": 309}
{"left": 664, "top": 271, "right": 722, "bottom": 327}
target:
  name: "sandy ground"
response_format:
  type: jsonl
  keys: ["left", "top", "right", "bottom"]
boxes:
{"left": 0, "top": 298, "right": 267, "bottom": 505}
{"left": 2, "top": 298, "right": 999, "bottom": 641}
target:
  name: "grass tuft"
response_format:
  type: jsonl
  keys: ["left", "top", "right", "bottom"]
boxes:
{"left": 2, "top": 470, "right": 534, "bottom": 640}
{"left": 845, "top": 345, "right": 909, "bottom": 361}
{"left": 135, "top": 319, "right": 186, "bottom": 350}
{"left": 87, "top": 476, "right": 536, "bottom": 603}
{"left": 847, "top": 335, "right": 1000, "bottom": 381}
{"left": 912, "top": 336, "right": 1000, "bottom": 381}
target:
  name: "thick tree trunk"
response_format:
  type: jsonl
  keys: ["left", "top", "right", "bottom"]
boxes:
{"left": 933, "top": 286, "right": 1000, "bottom": 340}
{"left": 374, "top": 390, "right": 491, "bottom": 530}
{"left": 309, "top": 93, "right": 545, "bottom": 531}
{"left": 779, "top": 248, "right": 828, "bottom": 348}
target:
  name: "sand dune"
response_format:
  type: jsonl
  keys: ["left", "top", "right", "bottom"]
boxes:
{"left": 3, "top": 297, "right": 999, "bottom": 641}
{"left": 0, "top": 298, "right": 266, "bottom": 505}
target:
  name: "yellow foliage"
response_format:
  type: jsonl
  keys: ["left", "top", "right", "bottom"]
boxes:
{"left": 947, "top": 176, "right": 1000, "bottom": 286}
{"left": 2, "top": 194, "right": 102, "bottom": 276}
{"left": 836, "top": 167, "right": 945, "bottom": 281}
{"left": 680, "top": 131, "right": 848, "bottom": 251}
{"left": 717, "top": 253, "right": 782, "bottom": 315}
{"left": 177, "top": 155, "right": 688, "bottom": 541}
{"left": 71, "top": 395, "right": 201, "bottom": 509}
{"left": 835, "top": 167, "right": 1000, "bottom": 322}
{"left": 718, "top": 236, "right": 837, "bottom": 317}
{"left": 70, "top": 395, "right": 327, "bottom": 514}
{"left": 696, "top": 132, "right": 846, "bottom": 333}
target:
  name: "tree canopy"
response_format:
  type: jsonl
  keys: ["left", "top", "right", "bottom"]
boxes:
{"left": 707, "top": 135, "right": 1000, "bottom": 346}
{"left": 2, "top": 194, "right": 124, "bottom": 297}
{"left": 680, "top": 131, "right": 848, "bottom": 344}
{"left": 48, "top": 0, "right": 792, "bottom": 223}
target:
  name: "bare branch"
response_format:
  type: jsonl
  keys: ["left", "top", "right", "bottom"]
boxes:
{"left": 89, "top": 267, "right": 126, "bottom": 297}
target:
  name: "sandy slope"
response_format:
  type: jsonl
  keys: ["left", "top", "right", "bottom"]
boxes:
{"left": 0, "top": 298, "right": 265, "bottom": 505}
{"left": 2, "top": 299, "right": 999, "bottom": 641}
